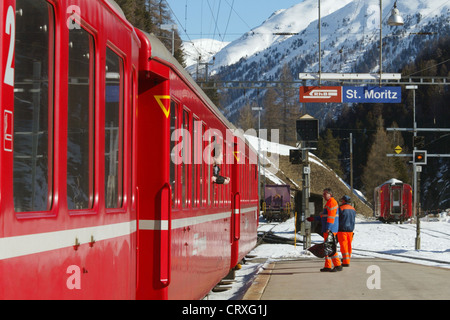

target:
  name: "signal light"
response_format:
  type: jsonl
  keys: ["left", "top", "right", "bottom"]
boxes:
{"left": 289, "top": 149, "right": 303, "bottom": 164}
{"left": 413, "top": 150, "right": 427, "bottom": 165}
{"left": 296, "top": 116, "right": 319, "bottom": 142}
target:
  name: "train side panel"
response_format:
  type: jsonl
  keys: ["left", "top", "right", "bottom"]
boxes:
{"left": 169, "top": 76, "right": 232, "bottom": 300}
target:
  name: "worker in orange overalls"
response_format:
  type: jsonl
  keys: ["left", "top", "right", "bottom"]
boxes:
{"left": 337, "top": 195, "right": 356, "bottom": 267}
{"left": 308, "top": 188, "right": 342, "bottom": 272}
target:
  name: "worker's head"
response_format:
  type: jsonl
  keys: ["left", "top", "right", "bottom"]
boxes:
{"left": 341, "top": 195, "right": 351, "bottom": 203}
{"left": 323, "top": 188, "right": 332, "bottom": 201}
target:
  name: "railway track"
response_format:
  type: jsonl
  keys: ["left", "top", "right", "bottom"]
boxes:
{"left": 257, "top": 223, "right": 450, "bottom": 266}
{"left": 395, "top": 224, "right": 450, "bottom": 240}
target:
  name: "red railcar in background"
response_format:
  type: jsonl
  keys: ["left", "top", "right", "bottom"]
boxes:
{"left": 374, "top": 179, "right": 413, "bottom": 223}
{"left": 0, "top": 0, "right": 258, "bottom": 299}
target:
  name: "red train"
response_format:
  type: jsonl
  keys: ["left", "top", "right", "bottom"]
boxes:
{"left": 0, "top": 0, "right": 258, "bottom": 299}
{"left": 374, "top": 179, "right": 413, "bottom": 223}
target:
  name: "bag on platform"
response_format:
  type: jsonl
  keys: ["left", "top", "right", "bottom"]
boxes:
{"left": 307, "top": 232, "right": 337, "bottom": 258}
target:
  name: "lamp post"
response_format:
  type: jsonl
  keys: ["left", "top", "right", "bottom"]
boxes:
{"left": 380, "top": 0, "right": 404, "bottom": 86}
{"left": 407, "top": 85, "right": 420, "bottom": 250}
{"left": 318, "top": 0, "right": 322, "bottom": 86}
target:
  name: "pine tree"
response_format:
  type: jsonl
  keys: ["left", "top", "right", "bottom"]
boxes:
{"left": 148, "top": 0, "right": 185, "bottom": 66}
{"left": 277, "top": 65, "right": 301, "bottom": 145}
{"left": 362, "top": 116, "right": 397, "bottom": 201}
{"left": 203, "top": 80, "right": 222, "bottom": 111}
{"left": 316, "top": 129, "right": 343, "bottom": 177}
{"left": 388, "top": 122, "right": 410, "bottom": 184}
{"left": 115, "top": 0, "right": 153, "bottom": 32}
{"left": 262, "top": 87, "right": 282, "bottom": 137}
{"left": 262, "top": 65, "right": 300, "bottom": 146}
{"left": 237, "top": 103, "right": 256, "bottom": 131}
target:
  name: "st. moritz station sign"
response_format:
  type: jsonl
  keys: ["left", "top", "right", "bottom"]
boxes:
{"left": 300, "top": 86, "right": 401, "bottom": 104}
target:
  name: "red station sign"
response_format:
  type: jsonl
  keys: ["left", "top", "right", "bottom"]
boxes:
{"left": 299, "top": 86, "right": 342, "bottom": 103}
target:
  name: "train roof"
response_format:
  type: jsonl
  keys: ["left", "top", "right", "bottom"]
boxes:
{"left": 377, "top": 178, "right": 405, "bottom": 188}
{"left": 106, "top": 0, "right": 126, "bottom": 18}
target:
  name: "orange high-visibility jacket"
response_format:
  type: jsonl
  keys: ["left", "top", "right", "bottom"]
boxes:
{"left": 320, "top": 197, "right": 339, "bottom": 233}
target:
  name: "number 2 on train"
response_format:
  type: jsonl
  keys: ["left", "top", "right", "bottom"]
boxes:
{"left": 4, "top": 6, "right": 15, "bottom": 86}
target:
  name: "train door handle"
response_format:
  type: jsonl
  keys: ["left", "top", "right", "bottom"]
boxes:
{"left": 234, "top": 192, "right": 241, "bottom": 241}
{"left": 160, "top": 183, "right": 172, "bottom": 287}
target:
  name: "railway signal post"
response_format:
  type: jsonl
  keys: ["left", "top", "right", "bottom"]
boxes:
{"left": 388, "top": 128, "right": 450, "bottom": 250}
{"left": 292, "top": 115, "right": 319, "bottom": 249}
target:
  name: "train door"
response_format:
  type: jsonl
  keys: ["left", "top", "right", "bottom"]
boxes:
{"left": 402, "top": 184, "right": 413, "bottom": 220}
{"left": 0, "top": 0, "right": 16, "bottom": 242}
{"left": 230, "top": 141, "right": 241, "bottom": 268}
{"left": 232, "top": 142, "right": 241, "bottom": 241}
{"left": 134, "top": 37, "right": 172, "bottom": 298}
{"left": 390, "top": 185, "right": 402, "bottom": 220}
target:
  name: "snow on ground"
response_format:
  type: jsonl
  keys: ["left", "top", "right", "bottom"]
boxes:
{"left": 206, "top": 213, "right": 450, "bottom": 300}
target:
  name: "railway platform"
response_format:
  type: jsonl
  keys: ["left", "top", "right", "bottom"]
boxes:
{"left": 243, "top": 257, "right": 450, "bottom": 300}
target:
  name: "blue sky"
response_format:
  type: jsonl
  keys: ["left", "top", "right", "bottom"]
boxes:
{"left": 164, "top": 0, "right": 304, "bottom": 42}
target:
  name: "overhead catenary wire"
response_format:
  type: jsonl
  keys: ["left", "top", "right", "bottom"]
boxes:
{"left": 206, "top": 0, "right": 223, "bottom": 43}
{"left": 222, "top": 0, "right": 235, "bottom": 42}
{"left": 166, "top": 0, "right": 253, "bottom": 43}
{"left": 163, "top": 0, "right": 203, "bottom": 59}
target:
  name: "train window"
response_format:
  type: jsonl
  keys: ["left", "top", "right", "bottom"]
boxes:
{"left": 181, "top": 109, "right": 190, "bottom": 208}
{"left": 170, "top": 101, "right": 178, "bottom": 208}
{"left": 203, "top": 125, "right": 209, "bottom": 207}
{"left": 391, "top": 189, "right": 401, "bottom": 214}
{"left": 192, "top": 118, "right": 201, "bottom": 207}
{"left": 200, "top": 124, "right": 206, "bottom": 207}
{"left": 105, "top": 47, "right": 124, "bottom": 209}
{"left": 248, "top": 157, "right": 251, "bottom": 201}
{"left": 207, "top": 133, "right": 212, "bottom": 206}
{"left": 13, "top": 0, "right": 55, "bottom": 213}
{"left": 67, "top": 27, "right": 95, "bottom": 210}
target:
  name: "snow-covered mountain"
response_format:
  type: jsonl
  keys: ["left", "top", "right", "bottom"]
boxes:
{"left": 210, "top": 0, "right": 354, "bottom": 71}
{"left": 181, "top": 38, "right": 229, "bottom": 69}
{"left": 183, "top": 0, "right": 449, "bottom": 119}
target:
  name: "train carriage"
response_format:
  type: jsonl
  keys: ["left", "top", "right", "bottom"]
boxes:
{"left": 0, "top": 0, "right": 140, "bottom": 299}
{"left": 135, "top": 30, "right": 258, "bottom": 299}
{"left": 374, "top": 179, "right": 413, "bottom": 223}
{"left": 0, "top": 0, "right": 258, "bottom": 299}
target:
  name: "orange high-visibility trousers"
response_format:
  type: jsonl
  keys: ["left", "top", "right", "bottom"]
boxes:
{"left": 323, "top": 232, "right": 341, "bottom": 269}
{"left": 337, "top": 232, "right": 353, "bottom": 265}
